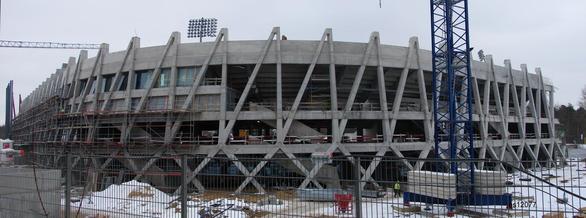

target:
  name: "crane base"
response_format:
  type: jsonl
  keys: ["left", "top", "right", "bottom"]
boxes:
{"left": 403, "top": 192, "right": 512, "bottom": 210}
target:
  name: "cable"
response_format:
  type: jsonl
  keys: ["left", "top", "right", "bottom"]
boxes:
{"left": 31, "top": 150, "right": 49, "bottom": 217}
{"left": 75, "top": 155, "right": 93, "bottom": 218}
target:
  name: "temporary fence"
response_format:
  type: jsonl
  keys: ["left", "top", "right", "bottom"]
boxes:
{"left": 0, "top": 154, "right": 585, "bottom": 217}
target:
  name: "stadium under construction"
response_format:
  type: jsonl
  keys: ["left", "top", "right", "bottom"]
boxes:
{"left": 10, "top": 27, "right": 565, "bottom": 193}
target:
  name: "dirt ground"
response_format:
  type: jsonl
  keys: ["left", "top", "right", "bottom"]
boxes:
{"left": 62, "top": 209, "right": 110, "bottom": 218}
{"left": 194, "top": 189, "right": 297, "bottom": 203}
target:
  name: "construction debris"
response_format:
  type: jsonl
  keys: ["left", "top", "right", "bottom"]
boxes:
{"left": 456, "top": 208, "right": 492, "bottom": 217}
{"left": 542, "top": 212, "right": 564, "bottom": 218}
{"left": 256, "top": 195, "right": 283, "bottom": 206}
{"left": 579, "top": 207, "right": 586, "bottom": 217}
{"left": 392, "top": 205, "right": 421, "bottom": 213}
{"left": 492, "top": 209, "right": 530, "bottom": 217}
{"left": 127, "top": 186, "right": 155, "bottom": 198}
{"left": 512, "top": 195, "right": 535, "bottom": 201}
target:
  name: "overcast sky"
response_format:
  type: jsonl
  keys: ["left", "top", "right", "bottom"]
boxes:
{"left": 0, "top": 0, "right": 585, "bottom": 124}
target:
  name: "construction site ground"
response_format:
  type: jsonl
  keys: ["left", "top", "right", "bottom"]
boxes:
{"left": 61, "top": 159, "right": 586, "bottom": 217}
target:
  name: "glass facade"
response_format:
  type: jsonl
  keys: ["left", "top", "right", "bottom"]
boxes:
{"left": 118, "top": 72, "right": 128, "bottom": 91}
{"left": 147, "top": 96, "right": 167, "bottom": 110}
{"left": 130, "top": 98, "right": 140, "bottom": 110}
{"left": 194, "top": 95, "right": 220, "bottom": 111}
{"left": 78, "top": 79, "right": 87, "bottom": 96}
{"left": 155, "top": 68, "right": 171, "bottom": 88}
{"left": 87, "top": 77, "right": 96, "bottom": 94}
{"left": 135, "top": 70, "right": 152, "bottom": 89}
{"left": 89, "top": 77, "right": 97, "bottom": 94}
{"left": 177, "top": 67, "right": 195, "bottom": 87}
{"left": 101, "top": 75, "right": 113, "bottom": 92}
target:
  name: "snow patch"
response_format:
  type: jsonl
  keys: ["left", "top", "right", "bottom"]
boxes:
{"left": 63, "top": 180, "right": 278, "bottom": 217}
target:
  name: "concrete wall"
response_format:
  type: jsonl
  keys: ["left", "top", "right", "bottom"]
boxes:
{"left": 17, "top": 30, "right": 554, "bottom": 112}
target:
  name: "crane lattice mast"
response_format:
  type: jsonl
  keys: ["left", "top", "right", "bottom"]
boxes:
{"left": 0, "top": 40, "right": 100, "bottom": 49}
{"left": 430, "top": 0, "right": 475, "bottom": 211}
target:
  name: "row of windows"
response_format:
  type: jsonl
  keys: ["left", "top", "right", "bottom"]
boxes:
{"left": 93, "top": 95, "right": 219, "bottom": 112}
{"left": 137, "top": 67, "right": 199, "bottom": 89}
{"left": 77, "top": 67, "right": 202, "bottom": 96}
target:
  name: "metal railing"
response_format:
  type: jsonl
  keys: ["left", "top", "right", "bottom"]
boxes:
{"left": 1, "top": 153, "right": 584, "bottom": 217}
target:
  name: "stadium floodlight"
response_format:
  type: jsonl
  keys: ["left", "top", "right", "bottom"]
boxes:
{"left": 187, "top": 17, "right": 218, "bottom": 42}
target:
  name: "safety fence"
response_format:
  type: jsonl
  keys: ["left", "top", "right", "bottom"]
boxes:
{"left": 0, "top": 154, "right": 584, "bottom": 217}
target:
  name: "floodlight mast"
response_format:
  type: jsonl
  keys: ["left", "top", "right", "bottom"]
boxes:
{"left": 187, "top": 17, "right": 218, "bottom": 42}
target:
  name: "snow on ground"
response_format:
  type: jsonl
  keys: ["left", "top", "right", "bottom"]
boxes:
{"left": 279, "top": 195, "right": 478, "bottom": 218}
{"left": 63, "top": 159, "right": 586, "bottom": 217}
{"left": 506, "top": 159, "right": 586, "bottom": 217}
{"left": 63, "top": 180, "right": 285, "bottom": 217}
{"left": 302, "top": 160, "right": 586, "bottom": 217}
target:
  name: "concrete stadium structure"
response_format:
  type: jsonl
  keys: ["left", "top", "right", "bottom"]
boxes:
{"left": 11, "top": 27, "right": 564, "bottom": 193}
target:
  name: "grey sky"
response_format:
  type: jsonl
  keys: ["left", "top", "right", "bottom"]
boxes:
{"left": 1, "top": 0, "right": 585, "bottom": 124}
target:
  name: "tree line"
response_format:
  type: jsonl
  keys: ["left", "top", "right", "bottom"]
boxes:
{"left": 555, "top": 86, "right": 586, "bottom": 144}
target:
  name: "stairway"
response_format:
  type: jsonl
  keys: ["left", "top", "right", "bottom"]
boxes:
{"left": 248, "top": 103, "right": 322, "bottom": 137}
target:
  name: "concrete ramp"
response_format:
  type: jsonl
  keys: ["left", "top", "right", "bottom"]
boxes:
{"left": 115, "top": 126, "right": 152, "bottom": 140}
{"left": 249, "top": 103, "right": 322, "bottom": 137}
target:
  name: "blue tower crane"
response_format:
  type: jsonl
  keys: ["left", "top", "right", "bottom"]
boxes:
{"left": 403, "top": 0, "right": 512, "bottom": 215}
{"left": 430, "top": 0, "right": 475, "bottom": 212}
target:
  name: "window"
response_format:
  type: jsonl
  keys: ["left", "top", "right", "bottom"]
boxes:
{"left": 155, "top": 68, "right": 171, "bottom": 88}
{"left": 135, "top": 70, "right": 152, "bottom": 89}
{"left": 102, "top": 75, "right": 114, "bottom": 92}
{"left": 194, "top": 95, "right": 219, "bottom": 111}
{"left": 147, "top": 97, "right": 166, "bottom": 110}
{"left": 174, "top": 96, "right": 187, "bottom": 108}
{"left": 118, "top": 72, "right": 128, "bottom": 91}
{"left": 78, "top": 79, "right": 87, "bottom": 96}
{"left": 65, "top": 84, "right": 72, "bottom": 97}
{"left": 111, "top": 99, "right": 125, "bottom": 111}
{"left": 177, "top": 67, "right": 195, "bottom": 87}
{"left": 89, "top": 77, "right": 97, "bottom": 94}
{"left": 131, "top": 98, "right": 140, "bottom": 110}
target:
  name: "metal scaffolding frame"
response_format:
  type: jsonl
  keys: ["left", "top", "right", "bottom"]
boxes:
{"left": 0, "top": 40, "right": 101, "bottom": 49}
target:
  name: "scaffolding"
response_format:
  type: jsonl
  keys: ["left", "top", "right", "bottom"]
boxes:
{"left": 10, "top": 27, "right": 564, "bottom": 194}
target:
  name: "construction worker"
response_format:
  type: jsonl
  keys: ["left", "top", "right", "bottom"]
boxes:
{"left": 393, "top": 180, "right": 401, "bottom": 197}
